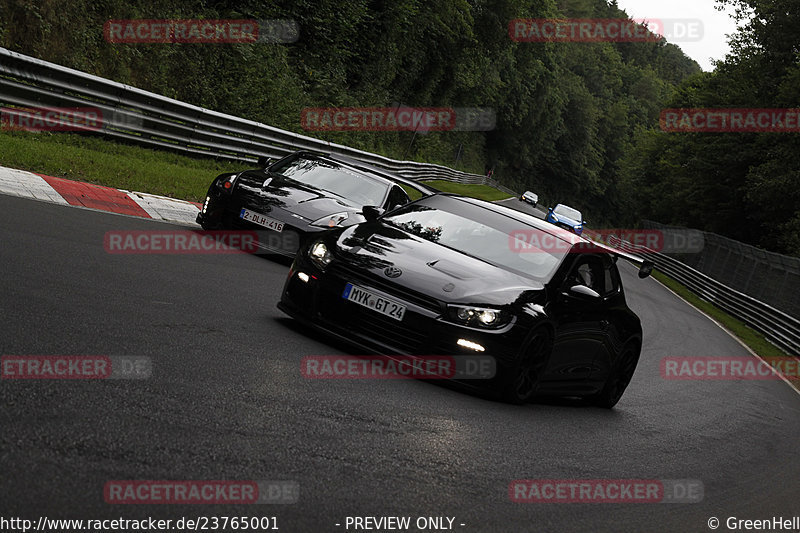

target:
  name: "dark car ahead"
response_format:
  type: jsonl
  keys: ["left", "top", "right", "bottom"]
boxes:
{"left": 278, "top": 193, "right": 653, "bottom": 407}
{"left": 197, "top": 151, "right": 436, "bottom": 256}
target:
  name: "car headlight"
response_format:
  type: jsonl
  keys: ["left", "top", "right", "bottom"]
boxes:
{"left": 447, "top": 305, "right": 510, "bottom": 329}
{"left": 309, "top": 241, "right": 333, "bottom": 269}
{"left": 311, "top": 212, "right": 350, "bottom": 228}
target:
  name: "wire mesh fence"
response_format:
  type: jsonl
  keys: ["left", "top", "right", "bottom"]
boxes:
{"left": 642, "top": 220, "right": 800, "bottom": 320}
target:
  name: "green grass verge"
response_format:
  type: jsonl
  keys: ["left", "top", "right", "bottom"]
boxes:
{"left": 399, "top": 184, "right": 424, "bottom": 201}
{"left": 0, "top": 130, "right": 513, "bottom": 204}
{"left": 0, "top": 130, "right": 247, "bottom": 202}
{"left": 421, "top": 179, "right": 513, "bottom": 202}
{"left": 652, "top": 270, "right": 798, "bottom": 388}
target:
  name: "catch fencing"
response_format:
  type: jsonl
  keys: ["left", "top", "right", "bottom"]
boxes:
{"left": 598, "top": 223, "right": 800, "bottom": 355}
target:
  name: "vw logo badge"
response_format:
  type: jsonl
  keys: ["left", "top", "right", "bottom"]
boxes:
{"left": 384, "top": 267, "right": 402, "bottom": 278}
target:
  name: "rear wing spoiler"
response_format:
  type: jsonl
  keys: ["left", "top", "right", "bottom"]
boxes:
{"left": 612, "top": 249, "right": 655, "bottom": 279}
{"left": 577, "top": 238, "right": 655, "bottom": 279}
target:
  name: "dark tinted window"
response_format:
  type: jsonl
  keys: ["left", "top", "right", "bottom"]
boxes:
{"left": 554, "top": 204, "right": 582, "bottom": 221}
{"left": 271, "top": 156, "right": 389, "bottom": 207}
{"left": 604, "top": 259, "right": 622, "bottom": 296}
{"left": 567, "top": 255, "right": 606, "bottom": 294}
{"left": 384, "top": 186, "right": 410, "bottom": 210}
{"left": 383, "top": 196, "right": 570, "bottom": 280}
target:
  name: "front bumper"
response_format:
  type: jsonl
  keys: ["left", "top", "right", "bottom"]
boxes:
{"left": 278, "top": 256, "right": 532, "bottom": 378}
{"left": 546, "top": 216, "right": 582, "bottom": 235}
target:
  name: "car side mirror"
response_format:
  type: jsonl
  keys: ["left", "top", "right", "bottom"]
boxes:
{"left": 566, "top": 284, "right": 601, "bottom": 299}
{"left": 257, "top": 156, "right": 273, "bottom": 168}
{"left": 362, "top": 205, "right": 385, "bottom": 221}
{"left": 638, "top": 261, "right": 654, "bottom": 279}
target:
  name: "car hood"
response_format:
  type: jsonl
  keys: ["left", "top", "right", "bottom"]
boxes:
{"left": 335, "top": 223, "right": 545, "bottom": 306}
{"left": 551, "top": 212, "right": 581, "bottom": 226}
{"left": 236, "top": 170, "right": 364, "bottom": 221}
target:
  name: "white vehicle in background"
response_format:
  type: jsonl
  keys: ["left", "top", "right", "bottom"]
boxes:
{"left": 519, "top": 190, "right": 538, "bottom": 207}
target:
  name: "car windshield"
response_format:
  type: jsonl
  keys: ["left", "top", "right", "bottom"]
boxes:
{"left": 554, "top": 204, "right": 581, "bottom": 221}
{"left": 272, "top": 156, "right": 389, "bottom": 207}
{"left": 383, "top": 197, "right": 570, "bottom": 280}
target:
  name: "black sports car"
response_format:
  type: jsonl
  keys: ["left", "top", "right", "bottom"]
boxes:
{"left": 196, "top": 151, "right": 435, "bottom": 256}
{"left": 278, "top": 193, "right": 654, "bottom": 407}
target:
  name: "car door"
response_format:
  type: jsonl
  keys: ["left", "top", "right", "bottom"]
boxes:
{"left": 541, "top": 253, "right": 611, "bottom": 394}
{"left": 583, "top": 257, "right": 630, "bottom": 390}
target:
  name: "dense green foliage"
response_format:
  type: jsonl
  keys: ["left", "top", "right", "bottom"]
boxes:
{"left": 620, "top": 0, "right": 800, "bottom": 256}
{"left": 0, "top": 0, "right": 699, "bottom": 228}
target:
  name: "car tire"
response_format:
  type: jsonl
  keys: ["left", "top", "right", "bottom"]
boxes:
{"left": 587, "top": 341, "right": 640, "bottom": 409}
{"left": 199, "top": 219, "right": 222, "bottom": 230}
{"left": 499, "top": 327, "right": 553, "bottom": 404}
{"left": 198, "top": 209, "right": 224, "bottom": 230}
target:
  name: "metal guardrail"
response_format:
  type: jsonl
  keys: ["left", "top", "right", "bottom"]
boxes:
{"left": 642, "top": 220, "right": 800, "bottom": 319}
{"left": 0, "top": 47, "right": 516, "bottom": 194}
{"left": 584, "top": 230, "right": 800, "bottom": 356}
{"left": 647, "top": 252, "right": 800, "bottom": 356}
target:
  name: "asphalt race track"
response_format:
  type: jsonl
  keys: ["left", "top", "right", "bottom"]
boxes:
{"left": 496, "top": 197, "right": 546, "bottom": 220}
{"left": 2, "top": 193, "right": 799, "bottom": 532}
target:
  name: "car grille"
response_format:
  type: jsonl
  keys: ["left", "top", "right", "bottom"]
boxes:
{"left": 328, "top": 262, "right": 444, "bottom": 313}
{"left": 345, "top": 306, "right": 429, "bottom": 354}
{"left": 556, "top": 222, "right": 575, "bottom": 233}
{"left": 317, "top": 287, "right": 431, "bottom": 355}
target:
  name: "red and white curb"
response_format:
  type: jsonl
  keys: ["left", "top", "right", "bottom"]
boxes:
{"left": 0, "top": 166, "right": 201, "bottom": 226}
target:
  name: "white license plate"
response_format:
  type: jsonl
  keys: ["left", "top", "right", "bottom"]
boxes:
{"left": 240, "top": 208, "right": 283, "bottom": 232}
{"left": 342, "top": 283, "right": 406, "bottom": 321}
